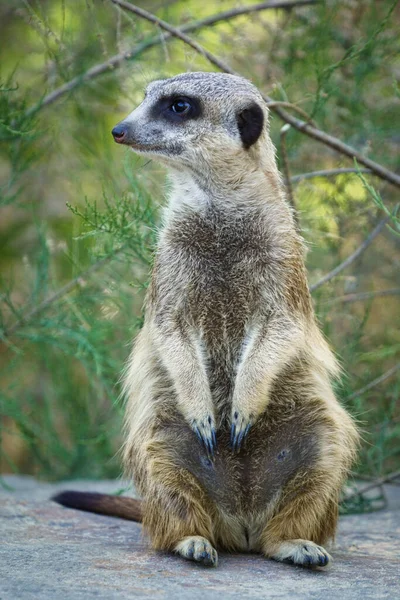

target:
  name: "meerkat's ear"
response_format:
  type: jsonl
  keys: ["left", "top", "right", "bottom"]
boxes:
{"left": 237, "top": 103, "right": 264, "bottom": 149}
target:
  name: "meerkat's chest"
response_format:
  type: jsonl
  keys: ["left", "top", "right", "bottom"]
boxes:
{"left": 157, "top": 212, "right": 273, "bottom": 329}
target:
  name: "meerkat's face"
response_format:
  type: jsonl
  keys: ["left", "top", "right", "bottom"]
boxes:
{"left": 112, "top": 72, "right": 267, "bottom": 170}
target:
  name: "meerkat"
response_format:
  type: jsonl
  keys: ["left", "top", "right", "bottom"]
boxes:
{"left": 54, "top": 72, "right": 359, "bottom": 569}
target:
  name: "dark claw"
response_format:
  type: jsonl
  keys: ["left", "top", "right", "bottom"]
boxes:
{"left": 230, "top": 424, "right": 236, "bottom": 451}
{"left": 236, "top": 427, "right": 246, "bottom": 449}
{"left": 230, "top": 418, "right": 252, "bottom": 452}
{"left": 212, "top": 428, "right": 217, "bottom": 449}
{"left": 232, "top": 427, "right": 241, "bottom": 452}
{"left": 231, "top": 426, "right": 239, "bottom": 452}
{"left": 232, "top": 430, "right": 238, "bottom": 451}
{"left": 193, "top": 425, "right": 202, "bottom": 444}
{"left": 192, "top": 419, "right": 217, "bottom": 457}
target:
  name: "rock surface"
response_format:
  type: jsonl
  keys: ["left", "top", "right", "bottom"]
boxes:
{"left": 1, "top": 476, "right": 400, "bottom": 599}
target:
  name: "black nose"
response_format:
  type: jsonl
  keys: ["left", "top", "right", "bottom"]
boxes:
{"left": 112, "top": 124, "right": 127, "bottom": 144}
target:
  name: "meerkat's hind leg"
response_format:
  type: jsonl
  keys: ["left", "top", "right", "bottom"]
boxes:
{"left": 175, "top": 536, "right": 218, "bottom": 567}
{"left": 260, "top": 468, "right": 340, "bottom": 569}
{"left": 270, "top": 539, "right": 331, "bottom": 568}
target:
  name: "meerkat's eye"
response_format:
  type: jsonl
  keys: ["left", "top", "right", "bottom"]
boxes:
{"left": 170, "top": 99, "right": 191, "bottom": 114}
{"left": 156, "top": 95, "right": 201, "bottom": 122}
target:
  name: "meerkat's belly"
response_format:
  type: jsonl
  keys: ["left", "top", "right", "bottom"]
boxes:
{"left": 163, "top": 399, "right": 321, "bottom": 519}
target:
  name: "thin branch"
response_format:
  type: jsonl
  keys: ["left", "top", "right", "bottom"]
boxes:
{"left": 347, "top": 363, "right": 400, "bottom": 401}
{"left": 25, "top": 53, "right": 135, "bottom": 116}
{"left": 290, "top": 167, "right": 372, "bottom": 183}
{"left": 183, "top": 0, "right": 319, "bottom": 24}
{"left": 109, "top": 0, "right": 400, "bottom": 189}
{"left": 1, "top": 250, "right": 124, "bottom": 339}
{"left": 309, "top": 215, "right": 391, "bottom": 292}
{"left": 265, "top": 101, "right": 316, "bottom": 125}
{"left": 349, "top": 471, "right": 393, "bottom": 483}
{"left": 25, "top": 1, "right": 316, "bottom": 116}
{"left": 323, "top": 288, "right": 400, "bottom": 305}
{"left": 344, "top": 469, "right": 400, "bottom": 502}
{"left": 268, "top": 108, "right": 400, "bottom": 188}
{"left": 371, "top": 414, "right": 400, "bottom": 434}
{"left": 110, "top": 0, "right": 233, "bottom": 71}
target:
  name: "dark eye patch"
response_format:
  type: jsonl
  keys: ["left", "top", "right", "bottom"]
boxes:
{"left": 150, "top": 95, "right": 202, "bottom": 122}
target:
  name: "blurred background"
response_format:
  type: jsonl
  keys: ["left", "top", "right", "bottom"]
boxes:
{"left": 0, "top": 0, "right": 399, "bottom": 510}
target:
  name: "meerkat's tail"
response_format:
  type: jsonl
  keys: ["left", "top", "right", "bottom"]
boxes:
{"left": 52, "top": 491, "right": 143, "bottom": 522}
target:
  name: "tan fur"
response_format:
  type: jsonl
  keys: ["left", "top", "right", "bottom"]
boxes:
{"left": 115, "top": 72, "right": 359, "bottom": 568}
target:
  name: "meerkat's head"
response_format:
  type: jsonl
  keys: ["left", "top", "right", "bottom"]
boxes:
{"left": 112, "top": 72, "right": 275, "bottom": 185}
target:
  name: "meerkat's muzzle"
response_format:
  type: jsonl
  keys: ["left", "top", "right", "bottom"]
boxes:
{"left": 111, "top": 119, "right": 163, "bottom": 153}
{"left": 112, "top": 123, "right": 129, "bottom": 144}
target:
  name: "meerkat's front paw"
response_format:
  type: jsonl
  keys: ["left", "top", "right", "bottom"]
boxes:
{"left": 191, "top": 415, "right": 217, "bottom": 457}
{"left": 230, "top": 409, "right": 254, "bottom": 452}
{"left": 269, "top": 539, "right": 331, "bottom": 568}
{"left": 175, "top": 536, "right": 218, "bottom": 567}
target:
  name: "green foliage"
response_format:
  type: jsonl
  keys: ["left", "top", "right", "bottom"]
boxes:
{"left": 0, "top": 173, "right": 156, "bottom": 479}
{"left": 0, "top": 0, "right": 399, "bottom": 497}
{"left": 356, "top": 167, "right": 400, "bottom": 237}
{"left": 0, "top": 79, "right": 42, "bottom": 207}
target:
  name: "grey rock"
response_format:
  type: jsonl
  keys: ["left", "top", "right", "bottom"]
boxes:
{"left": 1, "top": 476, "right": 400, "bottom": 600}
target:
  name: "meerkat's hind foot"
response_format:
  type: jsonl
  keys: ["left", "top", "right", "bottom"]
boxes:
{"left": 269, "top": 540, "right": 331, "bottom": 568}
{"left": 175, "top": 536, "right": 218, "bottom": 567}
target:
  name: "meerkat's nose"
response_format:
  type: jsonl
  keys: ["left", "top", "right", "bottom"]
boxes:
{"left": 112, "top": 124, "right": 127, "bottom": 143}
